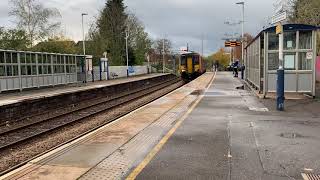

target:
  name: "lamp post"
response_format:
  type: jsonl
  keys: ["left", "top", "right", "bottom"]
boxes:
{"left": 81, "top": 13, "right": 88, "bottom": 83}
{"left": 81, "top": 13, "right": 88, "bottom": 56}
{"left": 125, "top": 28, "right": 129, "bottom": 77}
{"left": 162, "top": 38, "right": 165, "bottom": 73}
{"left": 236, "top": 1, "right": 245, "bottom": 65}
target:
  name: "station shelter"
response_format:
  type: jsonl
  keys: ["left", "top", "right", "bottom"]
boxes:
{"left": 0, "top": 49, "right": 86, "bottom": 92}
{"left": 244, "top": 24, "right": 319, "bottom": 97}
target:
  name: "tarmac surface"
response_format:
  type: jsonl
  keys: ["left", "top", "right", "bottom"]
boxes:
{"left": 136, "top": 72, "right": 320, "bottom": 180}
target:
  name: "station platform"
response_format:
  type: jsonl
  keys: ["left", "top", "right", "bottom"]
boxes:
{"left": 2, "top": 72, "right": 320, "bottom": 180}
{"left": 0, "top": 73, "right": 167, "bottom": 107}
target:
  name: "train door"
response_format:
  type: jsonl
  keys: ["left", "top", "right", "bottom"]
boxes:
{"left": 187, "top": 56, "right": 193, "bottom": 74}
{"left": 193, "top": 55, "right": 200, "bottom": 73}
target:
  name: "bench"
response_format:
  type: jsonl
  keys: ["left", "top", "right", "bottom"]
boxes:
{"left": 110, "top": 72, "right": 118, "bottom": 79}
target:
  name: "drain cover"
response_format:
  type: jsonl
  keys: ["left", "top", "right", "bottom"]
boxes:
{"left": 302, "top": 173, "right": 320, "bottom": 180}
{"left": 280, "top": 132, "right": 303, "bottom": 139}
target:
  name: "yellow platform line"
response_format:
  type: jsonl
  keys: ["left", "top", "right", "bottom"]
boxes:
{"left": 126, "top": 72, "right": 216, "bottom": 180}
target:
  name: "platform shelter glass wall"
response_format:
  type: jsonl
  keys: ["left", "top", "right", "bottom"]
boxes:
{"left": 0, "top": 50, "right": 84, "bottom": 92}
{"left": 245, "top": 24, "right": 318, "bottom": 96}
{"left": 245, "top": 37, "right": 261, "bottom": 89}
{"left": 266, "top": 30, "right": 316, "bottom": 93}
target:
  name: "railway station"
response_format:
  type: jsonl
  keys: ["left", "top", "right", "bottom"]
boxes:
{"left": 1, "top": 0, "right": 320, "bottom": 180}
{"left": 1, "top": 68, "right": 320, "bottom": 180}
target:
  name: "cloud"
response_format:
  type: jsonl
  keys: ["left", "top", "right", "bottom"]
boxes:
{"left": 0, "top": 0, "right": 274, "bottom": 55}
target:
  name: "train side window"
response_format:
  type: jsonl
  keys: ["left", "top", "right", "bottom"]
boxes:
{"left": 194, "top": 56, "right": 200, "bottom": 64}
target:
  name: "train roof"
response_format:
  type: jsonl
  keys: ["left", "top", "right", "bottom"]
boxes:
{"left": 178, "top": 51, "right": 200, "bottom": 56}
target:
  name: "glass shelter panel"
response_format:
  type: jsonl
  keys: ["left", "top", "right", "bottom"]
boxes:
{"left": 298, "top": 52, "right": 312, "bottom": 70}
{"left": 284, "top": 52, "right": 296, "bottom": 70}
{"left": 299, "top": 31, "right": 312, "bottom": 49}
{"left": 0, "top": 65, "right": 5, "bottom": 76}
{"left": 0, "top": 52, "right": 4, "bottom": 63}
{"left": 268, "top": 32, "right": 279, "bottom": 50}
{"left": 284, "top": 32, "right": 296, "bottom": 50}
{"left": 268, "top": 53, "right": 279, "bottom": 70}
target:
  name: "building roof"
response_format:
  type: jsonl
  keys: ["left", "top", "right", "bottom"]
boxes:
{"left": 245, "top": 24, "right": 319, "bottom": 49}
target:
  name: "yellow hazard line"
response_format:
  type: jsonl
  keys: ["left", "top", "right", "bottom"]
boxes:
{"left": 126, "top": 72, "right": 216, "bottom": 180}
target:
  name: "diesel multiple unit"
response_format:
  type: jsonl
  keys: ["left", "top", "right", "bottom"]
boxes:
{"left": 178, "top": 52, "right": 206, "bottom": 80}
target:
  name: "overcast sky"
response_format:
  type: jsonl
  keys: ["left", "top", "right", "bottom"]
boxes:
{"left": 0, "top": 0, "right": 275, "bottom": 55}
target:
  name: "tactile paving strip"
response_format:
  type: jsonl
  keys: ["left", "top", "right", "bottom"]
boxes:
{"left": 79, "top": 95, "right": 198, "bottom": 180}
{"left": 302, "top": 173, "right": 320, "bottom": 180}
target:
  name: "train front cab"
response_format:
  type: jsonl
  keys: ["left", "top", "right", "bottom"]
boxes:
{"left": 180, "top": 53, "right": 201, "bottom": 80}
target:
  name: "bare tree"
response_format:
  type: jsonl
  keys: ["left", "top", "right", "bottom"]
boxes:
{"left": 154, "top": 38, "right": 172, "bottom": 55}
{"left": 9, "top": 0, "right": 61, "bottom": 47}
{"left": 125, "top": 13, "right": 152, "bottom": 65}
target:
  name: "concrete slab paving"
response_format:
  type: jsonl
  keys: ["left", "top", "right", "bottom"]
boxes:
{"left": 0, "top": 73, "right": 213, "bottom": 180}
{"left": 3, "top": 72, "right": 320, "bottom": 180}
{"left": 136, "top": 72, "right": 320, "bottom": 180}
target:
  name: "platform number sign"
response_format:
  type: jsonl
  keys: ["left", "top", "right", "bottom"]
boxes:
{"left": 225, "top": 41, "right": 241, "bottom": 47}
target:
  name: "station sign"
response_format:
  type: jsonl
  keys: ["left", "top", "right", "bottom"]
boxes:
{"left": 273, "top": 0, "right": 287, "bottom": 14}
{"left": 276, "top": 23, "right": 283, "bottom": 35}
{"left": 225, "top": 41, "right": 241, "bottom": 47}
{"left": 271, "top": 11, "right": 287, "bottom": 24}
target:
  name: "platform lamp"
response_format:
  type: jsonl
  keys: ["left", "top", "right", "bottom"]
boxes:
{"left": 236, "top": 1, "right": 245, "bottom": 65}
{"left": 125, "top": 28, "right": 129, "bottom": 77}
{"left": 81, "top": 13, "right": 88, "bottom": 83}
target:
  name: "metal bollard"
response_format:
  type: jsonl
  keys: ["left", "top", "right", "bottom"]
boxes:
{"left": 276, "top": 69, "right": 285, "bottom": 111}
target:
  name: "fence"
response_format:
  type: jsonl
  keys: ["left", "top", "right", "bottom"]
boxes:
{"left": 85, "top": 66, "right": 149, "bottom": 82}
{"left": 0, "top": 49, "right": 84, "bottom": 92}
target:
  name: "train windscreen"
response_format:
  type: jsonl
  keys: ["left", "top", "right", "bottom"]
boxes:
{"left": 181, "top": 55, "right": 187, "bottom": 65}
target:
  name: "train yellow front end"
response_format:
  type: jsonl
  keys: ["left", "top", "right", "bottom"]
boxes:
{"left": 179, "top": 52, "right": 205, "bottom": 80}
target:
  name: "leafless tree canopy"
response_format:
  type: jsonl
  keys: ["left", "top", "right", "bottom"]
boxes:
{"left": 9, "top": 0, "right": 61, "bottom": 46}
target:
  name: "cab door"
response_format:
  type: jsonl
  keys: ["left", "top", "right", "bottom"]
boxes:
{"left": 193, "top": 56, "right": 200, "bottom": 72}
{"left": 187, "top": 56, "right": 193, "bottom": 74}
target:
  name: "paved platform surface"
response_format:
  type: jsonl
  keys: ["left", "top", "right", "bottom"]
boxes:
{"left": 0, "top": 73, "right": 167, "bottom": 106}
{"left": 0, "top": 73, "right": 214, "bottom": 180}
{"left": 2, "top": 72, "right": 320, "bottom": 180}
{"left": 135, "top": 72, "right": 320, "bottom": 180}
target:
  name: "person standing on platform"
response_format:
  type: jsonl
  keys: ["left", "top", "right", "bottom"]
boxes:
{"left": 234, "top": 59, "right": 239, "bottom": 77}
{"left": 215, "top": 61, "right": 219, "bottom": 71}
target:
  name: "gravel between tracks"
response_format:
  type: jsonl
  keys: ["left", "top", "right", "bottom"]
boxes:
{"left": 0, "top": 81, "right": 184, "bottom": 174}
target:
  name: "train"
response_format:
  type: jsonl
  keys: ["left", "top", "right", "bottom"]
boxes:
{"left": 178, "top": 51, "right": 206, "bottom": 80}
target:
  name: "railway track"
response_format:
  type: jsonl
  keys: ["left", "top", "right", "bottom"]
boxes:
{"left": 0, "top": 77, "right": 183, "bottom": 152}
